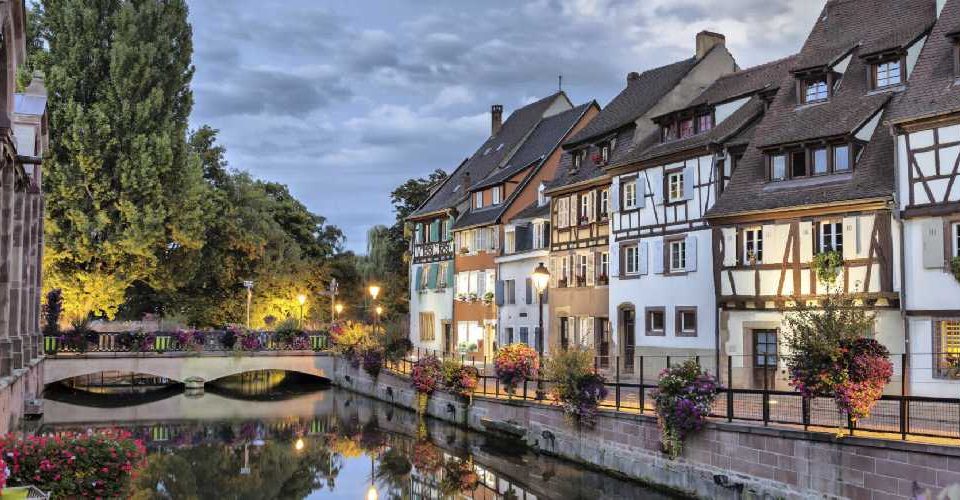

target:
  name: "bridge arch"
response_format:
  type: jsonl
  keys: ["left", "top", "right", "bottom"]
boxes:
{"left": 44, "top": 353, "right": 335, "bottom": 386}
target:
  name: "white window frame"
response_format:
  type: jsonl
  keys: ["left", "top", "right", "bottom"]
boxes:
{"left": 625, "top": 245, "right": 640, "bottom": 275}
{"left": 744, "top": 227, "right": 763, "bottom": 264}
{"left": 819, "top": 221, "right": 843, "bottom": 253}
{"left": 669, "top": 240, "right": 687, "bottom": 272}
{"left": 804, "top": 79, "right": 828, "bottom": 103}
{"left": 679, "top": 309, "right": 697, "bottom": 335}
{"left": 667, "top": 171, "right": 684, "bottom": 203}
{"left": 771, "top": 154, "right": 787, "bottom": 181}
{"left": 623, "top": 181, "right": 637, "bottom": 210}
{"left": 600, "top": 252, "right": 609, "bottom": 278}
{"left": 580, "top": 195, "right": 590, "bottom": 224}
{"left": 953, "top": 223, "right": 960, "bottom": 258}
{"left": 875, "top": 59, "right": 902, "bottom": 88}
{"left": 578, "top": 254, "right": 588, "bottom": 283}
{"left": 600, "top": 189, "right": 609, "bottom": 217}
{"left": 492, "top": 186, "right": 502, "bottom": 205}
{"left": 532, "top": 222, "right": 544, "bottom": 250}
{"left": 601, "top": 144, "right": 610, "bottom": 163}
{"left": 474, "top": 191, "right": 483, "bottom": 209}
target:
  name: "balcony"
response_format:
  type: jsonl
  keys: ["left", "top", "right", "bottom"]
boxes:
{"left": 412, "top": 240, "right": 453, "bottom": 263}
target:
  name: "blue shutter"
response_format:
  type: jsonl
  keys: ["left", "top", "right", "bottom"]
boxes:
{"left": 495, "top": 280, "right": 505, "bottom": 306}
{"left": 652, "top": 241, "right": 664, "bottom": 274}
{"left": 446, "top": 216, "right": 454, "bottom": 240}
{"left": 683, "top": 165, "right": 695, "bottom": 200}
{"left": 446, "top": 262, "right": 455, "bottom": 289}
{"left": 430, "top": 221, "right": 440, "bottom": 242}
{"left": 414, "top": 266, "right": 424, "bottom": 291}
{"left": 427, "top": 264, "right": 439, "bottom": 289}
{"left": 525, "top": 278, "right": 533, "bottom": 304}
{"left": 685, "top": 235, "right": 698, "bottom": 272}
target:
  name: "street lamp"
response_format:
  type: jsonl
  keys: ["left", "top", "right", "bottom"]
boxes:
{"left": 334, "top": 303, "right": 344, "bottom": 319}
{"left": 532, "top": 262, "right": 550, "bottom": 400}
{"left": 297, "top": 294, "right": 307, "bottom": 328}
{"left": 375, "top": 306, "right": 383, "bottom": 334}
{"left": 243, "top": 280, "right": 254, "bottom": 329}
{"left": 368, "top": 285, "right": 381, "bottom": 301}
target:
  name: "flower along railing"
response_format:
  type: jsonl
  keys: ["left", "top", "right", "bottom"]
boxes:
{"left": 383, "top": 348, "right": 960, "bottom": 447}
{"left": 42, "top": 328, "right": 330, "bottom": 355}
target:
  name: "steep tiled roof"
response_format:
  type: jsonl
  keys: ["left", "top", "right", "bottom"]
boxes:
{"left": 412, "top": 92, "right": 568, "bottom": 218}
{"left": 511, "top": 200, "right": 550, "bottom": 221}
{"left": 545, "top": 126, "right": 633, "bottom": 193}
{"left": 619, "top": 56, "right": 796, "bottom": 166}
{"left": 792, "top": 0, "right": 934, "bottom": 71}
{"left": 888, "top": 0, "right": 960, "bottom": 124}
{"left": 453, "top": 102, "right": 596, "bottom": 230}
{"left": 564, "top": 56, "right": 702, "bottom": 147}
{"left": 472, "top": 102, "right": 596, "bottom": 190}
{"left": 708, "top": 0, "right": 937, "bottom": 218}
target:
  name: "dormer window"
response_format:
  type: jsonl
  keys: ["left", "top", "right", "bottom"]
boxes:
{"left": 572, "top": 150, "right": 584, "bottom": 170}
{"left": 768, "top": 143, "right": 860, "bottom": 182}
{"left": 492, "top": 186, "right": 502, "bottom": 205}
{"left": 660, "top": 112, "right": 713, "bottom": 143}
{"left": 661, "top": 122, "right": 678, "bottom": 142}
{"left": 697, "top": 113, "right": 713, "bottom": 133}
{"left": 679, "top": 118, "right": 695, "bottom": 139}
{"left": 872, "top": 57, "right": 903, "bottom": 89}
{"left": 474, "top": 191, "right": 483, "bottom": 209}
{"left": 803, "top": 78, "right": 829, "bottom": 104}
{"left": 600, "top": 143, "right": 610, "bottom": 164}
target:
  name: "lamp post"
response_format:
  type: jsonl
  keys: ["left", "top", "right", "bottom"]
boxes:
{"left": 334, "top": 303, "right": 344, "bottom": 320}
{"left": 297, "top": 294, "right": 307, "bottom": 328}
{"left": 531, "top": 262, "right": 550, "bottom": 400}
{"left": 368, "top": 285, "right": 381, "bottom": 333}
{"left": 243, "top": 280, "right": 254, "bottom": 329}
{"left": 375, "top": 306, "right": 383, "bottom": 334}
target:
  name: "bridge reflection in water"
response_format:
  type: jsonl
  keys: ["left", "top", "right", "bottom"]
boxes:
{"left": 41, "top": 386, "right": 676, "bottom": 499}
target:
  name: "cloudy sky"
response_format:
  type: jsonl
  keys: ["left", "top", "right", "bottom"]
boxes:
{"left": 186, "top": 0, "right": 823, "bottom": 252}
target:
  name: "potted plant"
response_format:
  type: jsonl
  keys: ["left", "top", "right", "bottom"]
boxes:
{"left": 411, "top": 355, "right": 442, "bottom": 413}
{"left": 482, "top": 292, "right": 495, "bottom": 305}
{"left": 653, "top": 360, "right": 719, "bottom": 459}
{"left": 597, "top": 273, "right": 609, "bottom": 286}
{"left": 558, "top": 277, "right": 568, "bottom": 288}
{"left": 813, "top": 250, "right": 843, "bottom": 285}
{"left": 467, "top": 293, "right": 478, "bottom": 302}
{"left": 545, "top": 348, "right": 608, "bottom": 426}
{"left": 591, "top": 153, "right": 604, "bottom": 165}
{"left": 494, "top": 343, "right": 540, "bottom": 397}
{"left": 441, "top": 360, "right": 479, "bottom": 400}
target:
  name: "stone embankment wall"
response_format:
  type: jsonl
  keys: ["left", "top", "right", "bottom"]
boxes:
{"left": 0, "top": 359, "right": 43, "bottom": 434}
{"left": 333, "top": 358, "right": 960, "bottom": 500}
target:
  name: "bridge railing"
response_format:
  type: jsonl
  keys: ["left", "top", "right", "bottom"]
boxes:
{"left": 43, "top": 330, "right": 331, "bottom": 355}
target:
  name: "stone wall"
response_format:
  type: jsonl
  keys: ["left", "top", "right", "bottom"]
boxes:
{"left": 333, "top": 358, "right": 960, "bottom": 499}
{"left": 0, "top": 359, "right": 43, "bottom": 434}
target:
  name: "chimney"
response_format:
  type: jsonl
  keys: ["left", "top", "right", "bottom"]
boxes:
{"left": 626, "top": 71, "right": 640, "bottom": 84}
{"left": 461, "top": 172, "right": 472, "bottom": 192}
{"left": 491, "top": 104, "right": 503, "bottom": 136}
{"left": 696, "top": 31, "right": 725, "bottom": 60}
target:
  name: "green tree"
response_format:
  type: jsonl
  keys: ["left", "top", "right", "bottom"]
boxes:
{"left": 40, "top": 0, "right": 207, "bottom": 320}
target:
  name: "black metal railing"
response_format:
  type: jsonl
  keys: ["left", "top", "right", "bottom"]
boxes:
{"left": 383, "top": 349, "right": 960, "bottom": 443}
{"left": 43, "top": 331, "right": 330, "bottom": 355}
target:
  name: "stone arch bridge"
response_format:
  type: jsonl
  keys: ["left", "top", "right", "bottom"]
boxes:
{"left": 44, "top": 351, "right": 336, "bottom": 386}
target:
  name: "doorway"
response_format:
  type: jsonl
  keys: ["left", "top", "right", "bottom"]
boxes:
{"left": 596, "top": 318, "right": 611, "bottom": 369}
{"left": 752, "top": 329, "right": 778, "bottom": 389}
{"left": 620, "top": 307, "right": 636, "bottom": 374}
{"left": 442, "top": 322, "right": 453, "bottom": 355}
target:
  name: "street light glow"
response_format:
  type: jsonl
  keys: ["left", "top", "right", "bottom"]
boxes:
{"left": 532, "top": 262, "right": 550, "bottom": 293}
{"left": 297, "top": 294, "right": 307, "bottom": 306}
{"left": 368, "top": 285, "right": 381, "bottom": 300}
{"left": 294, "top": 438, "right": 305, "bottom": 451}
{"left": 366, "top": 485, "right": 378, "bottom": 500}
{"left": 375, "top": 306, "right": 383, "bottom": 316}
{"left": 335, "top": 303, "right": 344, "bottom": 315}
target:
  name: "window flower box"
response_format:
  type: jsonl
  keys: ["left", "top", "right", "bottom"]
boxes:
{"left": 558, "top": 278, "right": 568, "bottom": 288}
{"left": 597, "top": 274, "right": 609, "bottom": 286}
{"left": 575, "top": 275, "right": 586, "bottom": 287}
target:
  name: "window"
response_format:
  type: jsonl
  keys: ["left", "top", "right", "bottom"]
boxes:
{"left": 623, "top": 180, "right": 638, "bottom": 209}
{"left": 438, "top": 262, "right": 449, "bottom": 288}
{"left": 419, "top": 312, "right": 436, "bottom": 341}
{"left": 803, "top": 78, "right": 829, "bottom": 103}
{"left": 577, "top": 254, "right": 588, "bottom": 285}
{"left": 744, "top": 228, "right": 763, "bottom": 264}
{"left": 812, "top": 148, "right": 828, "bottom": 175}
{"left": 560, "top": 257, "right": 569, "bottom": 286}
{"left": 667, "top": 171, "right": 684, "bottom": 203}
{"left": 557, "top": 198, "right": 569, "bottom": 228}
{"left": 937, "top": 320, "right": 960, "bottom": 378}
{"left": 538, "top": 183, "right": 547, "bottom": 207}
{"left": 600, "top": 143, "right": 610, "bottom": 164}
{"left": 532, "top": 222, "right": 545, "bottom": 250}
{"left": 474, "top": 191, "right": 483, "bottom": 209}
{"left": 953, "top": 222, "right": 960, "bottom": 258}
{"left": 519, "top": 326, "right": 529, "bottom": 345}
{"left": 662, "top": 122, "right": 678, "bottom": 142}
{"left": 834, "top": 145, "right": 850, "bottom": 172}
{"left": 754, "top": 330, "right": 778, "bottom": 367}
{"left": 771, "top": 154, "right": 786, "bottom": 181}
{"left": 819, "top": 221, "right": 843, "bottom": 253}
{"left": 505, "top": 279, "right": 516, "bottom": 304}
{"left": 580, "top": 194, "right": 590, "bottom": 224}
{"left": 668, "top": 239, "right": 687, "bottom": 272}
{"left": 646, "top": 308, "right": 665, "bottom": 336}
{"left": 679, "top": 118, "right": 695, "bottom": 138}
{"left": 790, "top": 150, "right": 807, "bottom": 178}
{"left": 599, "top": 189, "right": 609, "bottom": 218}
{"left": 698, "top": 113, "right": 713, "bottom": 133}
{"left": 599, "top": 252, "right": 609, "bottom": 281}
{"left": 874, "top": 59, "right": 902, "bottom": 88}
{"left": 573, "top": 150, "right": 583, "bottom": 169}
{"left": 676, "top": 307, "right": 697, "bottom": 337}
{"left": 505, "top": 327, "right": 514, "bottom": 344}
{"left": 624, "top": 245, "right": 640, "bottom": 275}
{"left": 492, "top": 186, "right": 502, "bottom": 205}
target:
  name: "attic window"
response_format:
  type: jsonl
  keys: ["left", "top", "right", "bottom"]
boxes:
{"left": 572, "top": 150, "right": 584, "bottom": 170}
{"left": 802, "top": 78, "right": 829, "bottom": 104}
{"left": 767, "top": 143, "right": 860, "bottom": 182}
{"left": 660, "top": 112, "right": 713, "bottom": 143}
{"left": 872, "top": 57, "right": 903, "bottom": 89}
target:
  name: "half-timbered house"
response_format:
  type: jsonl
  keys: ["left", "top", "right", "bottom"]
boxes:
{"left": 706, "top": 0, "right": 936, "bottom": 389}
{"left": 545, "top": 32, "right": 737, "bottom": 361}
{"left": 604, "top": 56, "right": 795, "bottom": 374}
{"left": 888, "top": 0, "right": 960, "bottom": 396}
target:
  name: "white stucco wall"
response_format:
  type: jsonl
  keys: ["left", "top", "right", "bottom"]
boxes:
{"left": 409, "top": 261, "right": 453, "bottom": 352}
{"left": 496, "top": 250, "right": 549, "bottom": 351}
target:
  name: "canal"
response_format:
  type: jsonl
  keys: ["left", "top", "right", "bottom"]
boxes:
{"left": 39, "top": 371, "right": 679, "bottom": 499}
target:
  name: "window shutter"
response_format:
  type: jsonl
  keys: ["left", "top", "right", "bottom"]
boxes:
{"left": 446, "top": 216, "right": 454, "bottom": 240}
{"left": 543, "top": 222, "right": 551, "bottom": 247}
{"left": 611, "top": 182, "right": 621, "bottom": 212}
{"left": 414, "top": 266, "right": 424, "bottom": 291}
{"left": 652, "top": 241, "right": 664, "bottom": 274}
{"left": 430, "top": 221, "right": 439, "bottom": 241}
{"left": 588, "top": 191, "right": 597, "bottom": 222}
{"left": 722, "top": 228, "right": 737, "bottom": 267}
{"left": 477, "top": 271, "right": 486, "bottom": 295}
{"left": 557, "top": 198, "right": 568, "bottom": 228}
{"left": 456, "top": 272, "right": 468, "bottom": 295}
{"left": 549, "top": 257, "right": 558, "bottom": 287}
{"left": 640, "top": 241, "right": 649, "bottom": 275}
{"left": 428, "top": 263, "right": 439, "bottom": 288}
{"left": 495, "top": 280, "right": 505, "bottom": 306}
{"left": 637, "top": 179, "right": 647, "bottom": 208}
{"left": 683, "top": 165, "right": 695, "bottom": 200}
{"left": 587, "top": 252, "right": 596, "bottom": 286}
{"left": 525, "top": 278, "right": 533, "bottom": 304}
{"left": 569, "top": 195, "right": 578, "bottom": 226}
{"left": 447, "top": 261, "right": 455, "bottom": 287}
{"left": 650, "top": 173, "right": 663, "bottom": 206}
{"left": 922, "top": 218, "right": 945, "bottom": 269}
{"left": 686, "top": 235, "right": 698, "bottom": 272}
{"left": 491, "top": 227, "right": 499, "bottom": 251}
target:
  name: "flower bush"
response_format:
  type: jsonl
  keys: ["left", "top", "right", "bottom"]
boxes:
{"left": 813, "top": 250, "right": 843, "bottom": 285}
{"left": 411, "top": 441, "right": 442, "bottom": 473}
{"left": 175, "top": 329, "right": 206, "bottom": 352}
{"left": 238, "top": 330, "right": 262, "bottom": 351}
{"left": 545, "top": 348, "right": 608, "bottom": 426}
{"left": 0, "top": 430, "right": 146, "bottom": 498}
{"left": 361, "top": 347, "right": 384, "bottom": 378}
{"left": 0, "top": 456, "right": 6, "bottom": 491}
{"left": 493, "top": 343, "right": 539, "bottom": 396}
{"left": 653, "top": 360, "right": 719, "bottom": 459}
{"left": 784, "top": 290, "right": 893, "bottom": 422}
{"left": 330, "top": 321, "right": 370, "bottom": 363}
{"left": 411, "top": 355, "right": 442, "bottom": 395}
{"left": 440, "top": 360, "right": 479, "bottom": 398}
{"left": 118, "top": 330, "right": 157, "bottom": 352}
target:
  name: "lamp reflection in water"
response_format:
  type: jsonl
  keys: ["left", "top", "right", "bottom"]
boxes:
{"left": 294, "top": 438, "right": 305, "bottom": 451}
{"left": 366, "top": 454, "right": 378, "bottom": 500}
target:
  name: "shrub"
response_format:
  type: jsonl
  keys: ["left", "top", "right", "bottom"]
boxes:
{"left": 952, "top": 256, "right": 960, "bottom": 284}
{"left": 361, "top": 347, "right": 384, "bottom": 378}
{"left": 379, "top": 318, "right": 412, "bottom": 363}
{"left": 175, "top": 330, "right": 205, "bottom": 352}
{"left": 274, "top": 317, "right": 302, "bottom": 345}
{"left": 493, "top": 343, "right": 539, "bottom": 395}
{"left": 545, "top": 348, "right": 608, "bottom": 426}
{"left": 220, "top": 327, "right": 238, "bottom": 349}
{"left": 653, "top": 360, "right": 719, "bottom": 459}
{"left": 813, "top": 250, "right": 843, "bottom": 285}
{"left": 0, "top": 456, "right": 6, "bottom": 491}
{"left": 783, "top": 290, "right": 892, "bottom": 421}
{"left": 440, "top": 360, "right": 479, "bottom": 398}
{"left": 330, "top": 321, "right": 371, "bottom": 362}
{"left": 42, "top": 289, "right": 63, "bottom": 337}
{"left": 0, "top": 430, "right": 146, "bottom": 498}
{"left": 118, "top": 331, "right": 157, "bottom": 352}
{"left": 238, "top": 330, "right": 262, "bottom": 351}
{"left": 411, "top": 355, "right": 442, "bottom": 395}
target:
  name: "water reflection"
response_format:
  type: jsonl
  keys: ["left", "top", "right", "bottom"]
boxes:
{"left": 42, "top": 388, "right": 677, "bottom": 499}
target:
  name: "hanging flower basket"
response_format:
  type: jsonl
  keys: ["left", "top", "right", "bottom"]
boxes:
{"left": 441, "top": 360, "right": 479, "bottom": 399}
{"left": 653, "top": 360, "right": 719, "bottom": 459}
{"left": 494, "top": 343, "right": 540, "bottom": 396}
